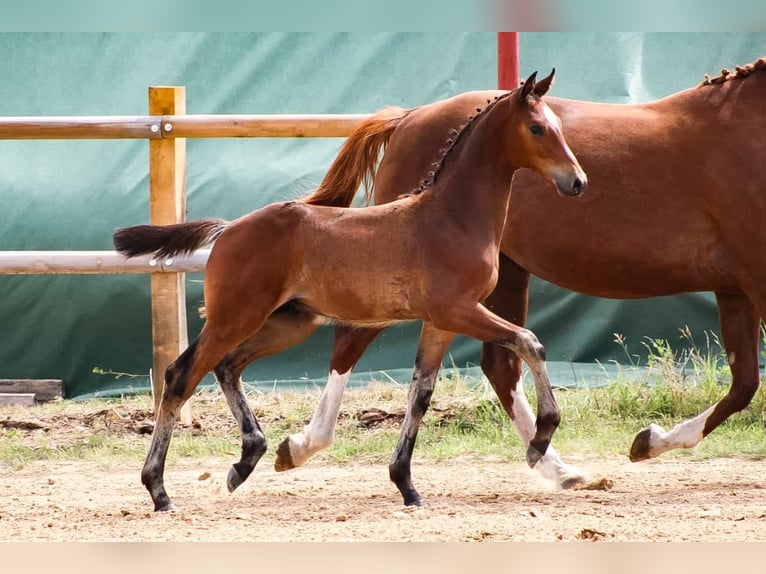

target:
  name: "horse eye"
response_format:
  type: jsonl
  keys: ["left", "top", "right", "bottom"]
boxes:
{"left": 529, "top": 124, "right": 545, "bottom": 136}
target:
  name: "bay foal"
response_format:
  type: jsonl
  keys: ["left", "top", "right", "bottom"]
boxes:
{"left": 115, "top": 70, "right": 586, "bottom": 510}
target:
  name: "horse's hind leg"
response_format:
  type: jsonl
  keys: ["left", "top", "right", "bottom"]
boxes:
{"left": 630, "top": 291, "right": 761, "bottom": 461}
{"left": 275, "top": 324, "right": 384, "bottom": 471}
{"left": 389, "top": 322, "right": 455, "bottom": 506}
{"left": 214, "top": 312, "right": 321, "bottom": 492}
{"left": 142, "top": 326, "right": 246, "bottom": 511}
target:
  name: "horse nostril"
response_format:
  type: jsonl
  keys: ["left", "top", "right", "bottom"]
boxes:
{"left": 572, "top": 178, "right": 584, "bottom": 195}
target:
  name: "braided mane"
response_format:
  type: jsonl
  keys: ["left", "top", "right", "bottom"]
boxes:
{"left": 410, "top": 91, "right": 512, "bottom": 196}
{"left": 701, "top": 56, "right": 766, "bottom": 86}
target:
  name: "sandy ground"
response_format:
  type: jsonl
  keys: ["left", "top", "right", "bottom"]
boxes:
{"left": 2, "top": 452, "right": 766, "bottom": 542}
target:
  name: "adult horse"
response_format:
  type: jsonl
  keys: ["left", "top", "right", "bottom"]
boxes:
{"left": 266, "top": 56, "right": 766, "bottom": 484}
{"left": 114, "top": 71, "right": 587, "bottom": 511}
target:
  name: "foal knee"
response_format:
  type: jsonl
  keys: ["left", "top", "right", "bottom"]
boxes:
{"left": 499, "top": 329, "right": 546, "bottom": 362}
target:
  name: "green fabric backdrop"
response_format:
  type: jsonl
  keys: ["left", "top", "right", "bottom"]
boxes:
{"left": 0, "top": 33, "right": 763, "bottom": 397}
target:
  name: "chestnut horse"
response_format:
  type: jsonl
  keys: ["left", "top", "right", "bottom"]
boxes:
{"left": 114, "top": 70, "right": 587, "bottom": 511}
{"left": 262, "top": 56, "right": 766, "bottom": 486}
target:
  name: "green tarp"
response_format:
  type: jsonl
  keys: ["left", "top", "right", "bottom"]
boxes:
{"left": 0, "top": 33, "right": 763, "bottom": 397}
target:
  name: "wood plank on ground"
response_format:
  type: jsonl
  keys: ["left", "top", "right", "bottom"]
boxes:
{"left": 0, "top": 379, "right": 64, "bottom": 402}
{"left": 0, "top": 393, "right": 36, "bottom": 407}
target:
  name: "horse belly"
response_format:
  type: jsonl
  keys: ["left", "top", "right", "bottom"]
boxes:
{"left": 297, "top": 269, "right": 425, "bottom": 326}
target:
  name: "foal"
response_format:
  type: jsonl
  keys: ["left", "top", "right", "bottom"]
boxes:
{"left": 114, "top": 70, "right": 586, "bottom": 511}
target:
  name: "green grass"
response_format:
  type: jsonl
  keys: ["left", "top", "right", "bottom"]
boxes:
{"left": 2, "top": 328, "right": 765, "bottom": 470}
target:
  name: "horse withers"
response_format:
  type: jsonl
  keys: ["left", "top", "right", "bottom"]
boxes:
{"left": 114, "top": 70, "right": 586, "bottom": 511}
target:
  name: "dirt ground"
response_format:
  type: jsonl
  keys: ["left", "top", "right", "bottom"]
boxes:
{"left": 2, "top": 435, "right": 766, "bottom": 541}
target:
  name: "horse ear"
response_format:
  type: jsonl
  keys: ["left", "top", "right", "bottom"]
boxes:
{"left": 533, "top": 68, "right": 555, "bottom": 97}
{"left": 519, "top": 71, "right": 537, "bottom": 102}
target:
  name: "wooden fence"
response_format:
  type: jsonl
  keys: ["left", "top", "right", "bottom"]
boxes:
{"left": 0, "top": 86, "right": 368, "bottom": 422}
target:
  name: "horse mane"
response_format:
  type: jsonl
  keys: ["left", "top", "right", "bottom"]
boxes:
{"left": 409, "top": 91, "right": 513, "bottom": 196}
{"left": 701, "top": 56, "right": 766, "bottom": 86}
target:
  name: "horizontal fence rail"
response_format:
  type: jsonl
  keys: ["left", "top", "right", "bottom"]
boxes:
{"left": 162, "top": 114, "right": 369, "bottom": 138}
{"left": 0, "top": 116, "right": 164, "bottom": 139}
{"left": 0, "top": 250, "right": 211, "bottom": 275}
{"left": 0, "top": 114, "right": 370, "bottom": 140}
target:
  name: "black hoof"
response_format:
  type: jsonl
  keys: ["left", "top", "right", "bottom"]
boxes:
{"left": 274, "top": 438, "right": 296, "bottom": 472}
{"left": 227, "top": 466, "right": 245, "bottom": 493}
{"left": 629, "top": 428, "right": 653, "bottom": 462}
{"left": 526, "top": 443, "right": 544, "bottom": 468}
{"left": 403, "top": 492, "right": 424, "bottom": 507}
{"left": 154, "top": 499, "right": 176, "bottom": 512}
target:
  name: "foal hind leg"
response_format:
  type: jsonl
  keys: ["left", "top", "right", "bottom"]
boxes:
{"left": 389, "top": 322, "right": 455, "bottom": 506}
{"left": 481, "top": 256, "right": 586, "bottom": 488}
{"left": 430, "top": 301, "right": 560, "bottom": 467}
{"left": 214, "top": 313, "right": 321, "bottom": 492}
{"left": 630, "top": 291, "right": 761, "bottom": 461}
{"left": 275, "top": 325, "right": 384, "bottom": 471}
{"left": 142, "top": 326, "right": 249, "bottom": 511}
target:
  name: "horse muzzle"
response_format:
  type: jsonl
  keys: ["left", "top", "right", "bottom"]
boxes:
{"left": 554, "top": 169, "right": 587, "bottom": 197}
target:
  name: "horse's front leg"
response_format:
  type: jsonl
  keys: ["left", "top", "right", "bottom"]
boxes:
{"left": 630, "top": 291, "right": 761, "bottom": 461}
{"left": 275, "top": 325, "right": 385, "bottom": 471}
{"left": 481, "top": 343, "right": 587, "bottom": 488}
{"left": 481, "top": 254, "right": 586, "bottom": 488}
{"left": 430, "top": 300, "right": 560, "bottom": 466}
{"left": 389, "top": 322, "right": 455, "bottom": 506}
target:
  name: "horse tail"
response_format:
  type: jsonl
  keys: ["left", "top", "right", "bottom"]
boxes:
{"left": 113, "top": 218, "right": 228, "bottom": 259}
{"left": 301, "top": 106, "right": 412, "bottom": 208}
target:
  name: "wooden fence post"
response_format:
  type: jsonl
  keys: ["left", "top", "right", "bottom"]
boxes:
{"left": 148, "top": 86, "right": 192, "bottom": 425}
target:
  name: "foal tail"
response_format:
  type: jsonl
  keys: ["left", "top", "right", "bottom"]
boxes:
{"left": 301, "top": 106, "right": 412, "bottom": 207}
{"left": 113, "top": 218, "right": 228, "bottom": 259}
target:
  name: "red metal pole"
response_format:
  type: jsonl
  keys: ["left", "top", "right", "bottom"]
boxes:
{"left": 497, "top": 32, "right": 519, "bottom": 90}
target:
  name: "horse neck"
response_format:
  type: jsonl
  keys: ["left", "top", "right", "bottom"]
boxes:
{"left": 423, "top": 101, "right": 517, "bottom": 243}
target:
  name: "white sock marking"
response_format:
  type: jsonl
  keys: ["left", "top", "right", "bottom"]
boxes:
{"left": 509, "top": 382, "right": 587, "bottom": 488}
{"left": 644, "top": 405, "right": 716, "bottom": 458}
{"left": 287, "top": 369, "right": 351, "bottom": 467}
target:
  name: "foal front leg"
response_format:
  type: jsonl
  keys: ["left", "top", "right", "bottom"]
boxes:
{"left": 482, "top": 255, "right": 586, "bottom": 488}
{"left": 482, "top": 343, "right": 587, "bottom": 488}
{"left": 431, "top": 301, "right": 560, "bottom": 467}
{"left": 389, "top": 322, "right": 455, "bottom": 506}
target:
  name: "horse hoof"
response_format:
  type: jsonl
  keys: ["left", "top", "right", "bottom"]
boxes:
{"left": 274, "top": 438, "right": 296, "bottom": 472}
{"left": 403, "top": 493, "right": 424, "bottom": 507}
{"left": 154, "top": 501, "right": 177, "bottom": 512}
{"left": 526, "top": 444, "right": 544, "bottom": 468}
{"left": 629, "top": 428, "right": 654, "bottom": 462}
{"left": 227, "top": 466, "right": 246, "bottom": 493}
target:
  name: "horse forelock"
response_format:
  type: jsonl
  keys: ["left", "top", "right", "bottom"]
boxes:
{"left": 701, "top": 56, "right": 766, "bottom": 86}
{"left": 410, "top": 91, "right": 513, "bottom": 196}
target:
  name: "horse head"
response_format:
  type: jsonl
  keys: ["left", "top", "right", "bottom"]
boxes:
{"left": 510, "top": 69, "right": 587, "bottom": 197}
